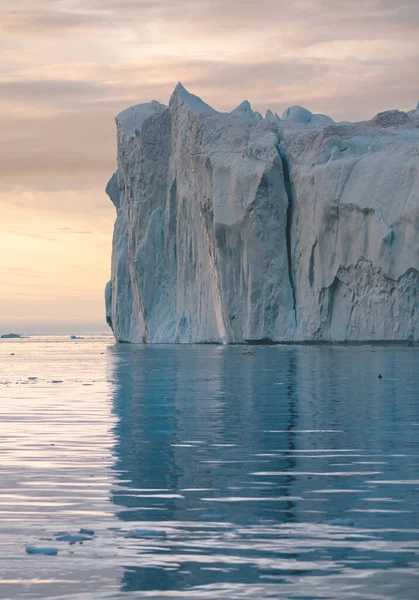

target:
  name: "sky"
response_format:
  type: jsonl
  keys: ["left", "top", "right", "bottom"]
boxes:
{"left": 1, "top": 0, "right": 418, "bottom": 334}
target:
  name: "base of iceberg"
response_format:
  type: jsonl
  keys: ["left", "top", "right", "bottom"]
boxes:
{"left": 105, "top": 84, "right": 419, "bottom": 344}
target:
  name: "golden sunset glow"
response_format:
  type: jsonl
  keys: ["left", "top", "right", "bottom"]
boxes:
{"left": 1, "top": 0, "right": 418, "bottom": 332}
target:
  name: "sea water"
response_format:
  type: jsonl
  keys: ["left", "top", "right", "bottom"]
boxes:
{"left": 0, "top": 337, "right": 418, "bottom": 599}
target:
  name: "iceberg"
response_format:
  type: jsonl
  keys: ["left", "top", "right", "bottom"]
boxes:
{"left": 231, "top": 100, "right": 263, "bottom": 121}
{"left": 1, "top": 333, "right": 23, "bottom": 339}
{"left": 281, "top": 104, "right": 335, "bottom": 126}
{"left": 105, "top": 85, "right": 419, "bottom": 343}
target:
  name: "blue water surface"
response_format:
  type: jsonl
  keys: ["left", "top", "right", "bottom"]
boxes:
{"left": 1, "top": 338, "right": 418, "bottom": 599}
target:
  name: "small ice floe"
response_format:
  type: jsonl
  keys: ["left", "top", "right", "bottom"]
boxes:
{"left": 124, "top": 529, "right": 166, "bottom": 539}
{"left": 55, "top": 533, "right": 93, "bottom": 544}
{"left": 324, "top": 518, "right": 354, "bottom": 526}
{"left": 79, "top": 528, "right": 95, "bottom": 536}
{"left": 51, "top": 380, "right": 63, "bottom": 384}
{"left": 25, "top": 546, "right": 58, "bottom": 556}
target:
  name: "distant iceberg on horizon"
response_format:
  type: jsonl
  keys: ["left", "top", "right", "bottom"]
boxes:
{"left": 1, "top": 333, "right": 25, "bottom": 339}
{"left": 105, "top": 83, "right": 419, "bottom": 343}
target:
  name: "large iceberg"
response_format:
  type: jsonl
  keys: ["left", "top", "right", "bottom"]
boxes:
{"left": 105, "top": 84, "right": 419, "bottom": 343}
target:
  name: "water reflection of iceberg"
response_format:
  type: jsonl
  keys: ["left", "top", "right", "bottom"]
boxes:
{"left": 108, "top": 344, "right": 419, "bottom": 597}
{"left": 109, "top": 345, "right": 302, "bottom": 526}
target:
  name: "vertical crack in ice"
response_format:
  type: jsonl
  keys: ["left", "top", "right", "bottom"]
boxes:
{"left": 279, "top": 150, "right": 298, "bottom": 327}
{"left": 309, "top": 240, "right": 317, "bottom": 288}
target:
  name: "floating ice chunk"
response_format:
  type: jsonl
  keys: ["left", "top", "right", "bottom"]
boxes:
{"left": 55, "top": 533, "right": 93, "bottom": 544}
{"left": 26, "top": 546, "right": 58, "bottom": 556}
{"left": 79, "top": 528, "right": 95, "bottom": 536}
{"left": 125, "top": 529, "right": 166, "bottom": 538}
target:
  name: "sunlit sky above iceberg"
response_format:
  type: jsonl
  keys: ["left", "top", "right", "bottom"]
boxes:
{"left": 1, "top": 0, "right": 418, "bottom": 333}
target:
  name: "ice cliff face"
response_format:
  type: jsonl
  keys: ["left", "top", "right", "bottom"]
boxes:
{"left": 106, "top": 84, "right": 419, "bottom": 343}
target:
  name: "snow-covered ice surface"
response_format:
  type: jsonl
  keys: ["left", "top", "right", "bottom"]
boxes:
{"left": 106, "top": 84, "right": 419, "bottom": 343}
{"left": 1, "top": 336, "right": 419, "bottom": 599}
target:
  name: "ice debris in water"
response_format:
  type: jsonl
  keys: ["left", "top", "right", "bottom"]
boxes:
{"left": 125, "top": 529, "right": 166, "bottom": 538}
{"left": 26, "top": 546, "right": 58, "bottom": 556}
{"left": 55, "top": 533, "right": 93, "bottom": 544}
{"left": 79, "top": 528, "right": 95, "bottom": 536}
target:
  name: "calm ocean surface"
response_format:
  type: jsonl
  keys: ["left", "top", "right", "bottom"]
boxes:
{"left": 0, "top": 336, "right": 418, "bottom": 599}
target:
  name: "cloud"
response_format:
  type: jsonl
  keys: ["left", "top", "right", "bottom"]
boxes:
{"left": 0, "top": 0, "right": 418, "bottom": 328}
{"left": 0, "top": 52, "right": 417, "bottom": 192}
{"left": 3, "top": 1, "right": 419, "bottom": 56}
{"left": 0, "top": 3, "right": 110, "bottom": 34}
{"left": 0, "top": 79, "right": 106, "bottom": 102}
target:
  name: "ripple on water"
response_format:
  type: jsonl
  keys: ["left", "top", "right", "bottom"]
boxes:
{"left": 0, "top": 337, "right": 418, "bottom": 599}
